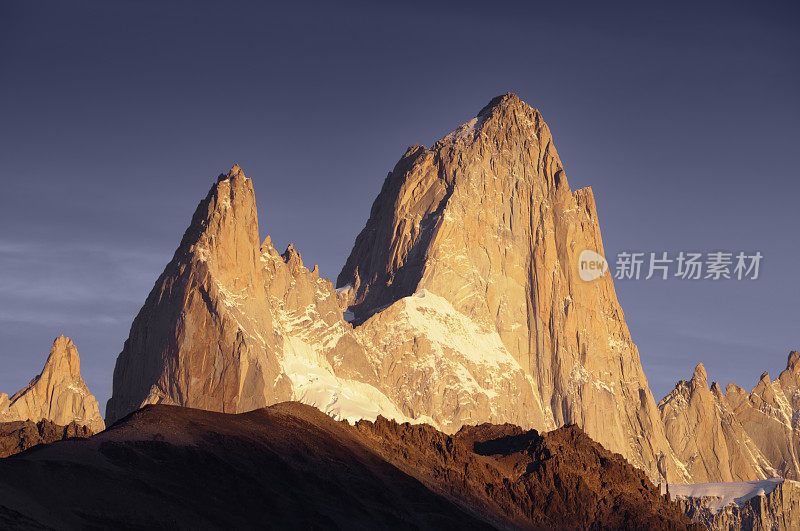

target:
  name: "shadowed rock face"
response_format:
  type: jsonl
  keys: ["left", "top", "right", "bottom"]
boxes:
{"left": 660, "top": 352, "right": 800, "bottom": 483}
{"left": 0, "top": 419, "right": 93, "bottom": 458}
{"left": 359, "top": 418, "right": 697, "bottom": 530}
{"left": 0, "top": 402, "right": 696, "bottom": 530}
{"left": 0, "top": 336, "right": 105, "bottom": 433}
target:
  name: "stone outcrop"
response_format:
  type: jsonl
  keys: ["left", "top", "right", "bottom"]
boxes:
{"left": 670, "top": 479, "right": 800, "bottom": 530}
{"left": 659, "top": 352, "right": 800, "bottom": 483}
{"left": 106, "top": 167, "right": 292, "bottom": 424}
{"left": 0, "top": 419, "right": 93, "bottom": 458}
{"left": 338, "top": 93, "right": 682, "bottom": 481}
{"left": 0, "top": 336, "right": 105, "bottom": 433}
{"left": 359, "top": 418, "right": 697, "bottom": 530}
{"left": 106, "top": 166, "right": 416, "bottom": 427}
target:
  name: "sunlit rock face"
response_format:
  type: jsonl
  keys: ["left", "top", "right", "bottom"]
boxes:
{"left": 671, "top": 478, "right": 800, "bottom": 530}
{"left": 107, "top": 95, "right": 689, "bottom": 481}
{"left": 105, "top": 165, "right": 408, "bottom": 427}
{"left": 105, "top": 162, "right": 545, "bottom": 435}
{"left": 338, "top": 93, "right": 682, "bottom": 482}
{"left": 0, "top": 335, "right": 105, "bottom": 433}
{"left": 106, "top": 168, "right": 289, "bottom": 425}
{"left": 660, "top": 351, "right": 800, "bottom": 483}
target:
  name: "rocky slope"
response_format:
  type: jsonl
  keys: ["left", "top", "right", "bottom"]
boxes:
{"left": 0, "top": 419, "right": 93, "bottom": 458}
{"left": 659, "top": 352, "right": 800, "bottom": 483}
{"left": 0, "top": 336, "right": 105, "bottom": 433}
{"left": 0, "top": 402, "right": 696, "bottom": 530}
{"left": 360, "top": 418, "right": 695, "bottom": 529}
{"left": 670, "top": 479, "right": 800, "bottom": 530}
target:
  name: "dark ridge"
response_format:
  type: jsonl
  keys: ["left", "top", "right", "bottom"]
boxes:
{"left": 0, "top": 403, "right": 698, "bottom": 530}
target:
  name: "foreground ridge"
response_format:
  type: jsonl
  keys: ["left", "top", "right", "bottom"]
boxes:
{"left": 0, "top": 402, "right": 696, "bottom": 529}
{"left": 0, "top": 418, "right": 93, "bottom": 458}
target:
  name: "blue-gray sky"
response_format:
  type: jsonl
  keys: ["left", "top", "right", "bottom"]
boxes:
{"left": 1, "top": 1, "right": 798, "bottom": 413}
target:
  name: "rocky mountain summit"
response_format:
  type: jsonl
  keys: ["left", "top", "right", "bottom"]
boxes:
{"left": 0, "top": 402, "right": 696, "bottom": 529}
{"left": 338, "top": 93, "right": 680, "bottom": 481}
{"left": 0, "top": 336, "right": 105, "bottom": 433}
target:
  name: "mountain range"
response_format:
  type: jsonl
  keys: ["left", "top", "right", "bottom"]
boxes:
{"left": 1, "top": 93, "right": 797, "bottom": 529}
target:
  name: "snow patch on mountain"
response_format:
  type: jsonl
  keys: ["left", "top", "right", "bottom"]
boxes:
{"left": 668, "top": 478, "right": 783, "bottom": 514}
{"left": 279, "top": 334, "right": 413, "bottom": 426}
{"left": 399, "top": 290, "right": 518, "bottom": 370}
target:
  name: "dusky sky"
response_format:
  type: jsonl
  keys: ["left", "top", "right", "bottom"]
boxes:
{"left": 1, "top": 0, "right": 798, "bottom": 412}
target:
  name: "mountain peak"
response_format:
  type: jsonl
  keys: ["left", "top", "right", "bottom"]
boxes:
{"left": 219, "top": 163, "right": 246, "bottom": 182}
{"left": 0, "top": 337, "right": 104, "bottom": 432}
{"left": 43, "top": 335, "right": 82, "bottom": 380}
{"left": 178, "top": 165, "right": 260, "bottom": 267}
{"left": 786, "top": 350, "right": 800, "bottom": 372}
{"left": 106, "top": 166, "right": 294, "bottom": 426}
{"left": 478, "top": 92, "right": 529, "bottom": 116}
{"left": 692, "top": 363, "right": 708, "bottom": 384}
{"left": 427, "top": 92, "right": 544, "bottom": 150}
{"left": 337, "top": 94, "right": 676, "bottom": 482}
{"left": 282, "top": 243, "right": 304, "bottom": 269}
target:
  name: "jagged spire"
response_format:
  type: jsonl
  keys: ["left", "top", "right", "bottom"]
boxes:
{"left": 786, "top": 350, "right": 800, "bottom": 372}
{"left": 692, "top": 363, "right": 708, "bottom": 384}
{"left": 0, "top": 337, "right": 104, "bottom": 432}
{"left": 41, "top": 334, "right": 82, "bottom": 380}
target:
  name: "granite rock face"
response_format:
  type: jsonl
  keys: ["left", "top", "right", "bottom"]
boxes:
{"left": 0, "top": 336, "right": 105, "bottom": 433}
{"left": 106, "top": 165, "right": 413, "bottom": 427}
{"left": 338, "top": 93, "right": 681, "bottom": 481}
{"left": 660, "top": 352, "right": 800, "bottom": 483}
{"left": 106, "top": 162, "right": 546, "bottom": 433}
{"left": 109, "top": 95, "right": 785, "bottom": 483}
{"left": 671, "top": 479, "right": 800, "bottom": 530}
{"left": 106, "top": 167, "right": 292, "bottom": 424}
